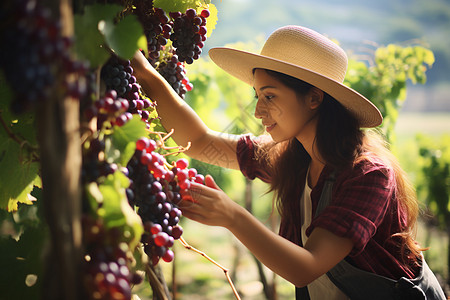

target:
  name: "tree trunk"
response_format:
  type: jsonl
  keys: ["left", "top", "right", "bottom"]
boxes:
{"left": 37, "top": 0, "right": 83, "bottom": 299}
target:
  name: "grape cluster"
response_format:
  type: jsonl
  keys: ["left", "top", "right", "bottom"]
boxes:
{"left": 126, "top": 137, "right": 204, "bottom": 265}
{"left": 84, "top": 90, "right": 133, "bottom": 129}
{"left": 101, "top": 55, "right": 155, "bottom": 124}
{"left": 156, "top": 53, "right": 193, "bottom": 99}
{"left": 82, "top": 216, "right": 143, "bottom": 300}
{"left": 134, "top": 4, "right": 172, "bottom": 61}
{"left": 0, "top": 0, "right": 88, "bottom": 114}
{"left": 101, "top": 55, "right": 137, "bottom": 98}
{"left": 169, "top": 9, "right": 210, "bottom": 64}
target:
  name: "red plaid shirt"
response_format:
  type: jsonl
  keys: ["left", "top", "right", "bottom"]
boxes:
{"left": 236, "top": 134, "right": 419, "bottom": 280}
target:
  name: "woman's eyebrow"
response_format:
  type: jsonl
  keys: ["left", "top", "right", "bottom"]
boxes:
{"left": 253, "top": 85, "right": 277, "bottom": 92}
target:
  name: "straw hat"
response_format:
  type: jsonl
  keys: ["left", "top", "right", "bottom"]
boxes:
{"left": 208, "top": 25, "right": 382, "bottom": 128}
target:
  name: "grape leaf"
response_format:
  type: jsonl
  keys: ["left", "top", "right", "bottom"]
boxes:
{"left": 201, "top": 3, "right": 218, "bottom": 38}
{"left": 101, "top": 13, "right": 148, "bottom": 60}
{"left": 109, "top": 115, "right": 148, "bottom": 166}
{"left": 97, "top": 174, "right": 125, "bottom": 228}
{"left": 0, "top": 137, "right": 39, "bottom": 212}
{"left": 74, "top": 4, "right": 147, "bottom": 66}
{"left": 154, "top": 0, "right": 210, "bottom": 13}
{"left": 73, "top": 4, "right": 119, "bottom": 68}
{"left": 0, "top": 77, "right": 40, "bottom": 212}
{"left": 95, "top": 172, "right": 143, "bottom": 248}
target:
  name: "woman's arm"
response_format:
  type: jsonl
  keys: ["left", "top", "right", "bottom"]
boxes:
{"left": 229, "top": 209, "right": 353, "bottom": 287}
{"left": 179, "top": 175, "right": 354, "bottom": 287}
{"left": 131, "top": 51, "right": 241, "bottom": 170}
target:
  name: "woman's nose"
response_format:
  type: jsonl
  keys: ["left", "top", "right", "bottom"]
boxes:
{"left": 254, "top": 99, "right": 268, "bottom": 119}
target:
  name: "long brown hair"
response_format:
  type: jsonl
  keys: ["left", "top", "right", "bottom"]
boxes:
{"left": 255, "top": 69, "right": 422, "bottom": 263}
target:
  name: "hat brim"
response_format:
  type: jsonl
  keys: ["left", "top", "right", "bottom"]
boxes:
{"left": 209, "top": 47, "right": 382, "bottom": 128}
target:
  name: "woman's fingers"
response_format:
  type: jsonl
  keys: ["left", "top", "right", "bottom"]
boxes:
{"left": 204, "top": 174, "right": 220, "bottom": 190}
{"left": 177, "top": 199, "right": 211, "bottom": 224}
{"left": 181, "top": 210, "right": 206, "bottom": 224}
{"left": 177, "top": 176, "right": 237, "bottom": 227}
{"left": 187, "top": 181, "right": 220, "bottom": 199}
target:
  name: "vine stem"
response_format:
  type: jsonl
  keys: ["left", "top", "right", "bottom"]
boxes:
{"left": 0, "top": 110, "right": 40, "bottom": 162}
{"left": 179, "top": 237, "right": 242, "bottom": 300}
{"left": 145, "top": 263, "right": 170, "bottom": 300}
{"left": 0, "top": 110, "right": 24, "bottom": 144}
{"left": 147, "top": 128, "right": 192, "bottom": 156}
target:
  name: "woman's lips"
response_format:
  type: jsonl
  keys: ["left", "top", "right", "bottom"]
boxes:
{"left": 265, "top": 123, "right": 276, "bottom": 132}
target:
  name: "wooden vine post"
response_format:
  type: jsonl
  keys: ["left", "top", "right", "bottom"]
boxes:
{"left": 36, "top": 0, "right": 83, "bottom": 299}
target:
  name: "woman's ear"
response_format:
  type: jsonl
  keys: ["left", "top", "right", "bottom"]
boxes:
{"left": 308, "top": 87, "right": 324, "bottom": 110}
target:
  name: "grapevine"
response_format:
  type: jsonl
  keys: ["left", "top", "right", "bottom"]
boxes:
{"left": 0, "top": 0, "right": 242, "bottom": 299}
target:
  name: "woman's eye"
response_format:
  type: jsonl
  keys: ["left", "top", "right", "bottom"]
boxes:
{"left": 254, "top": 93, "right": 274, "bottom": 102}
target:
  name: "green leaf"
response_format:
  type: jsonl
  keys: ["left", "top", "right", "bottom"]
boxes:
{"left": 101, "top": 14, "right": 147, "bottom": 60}
{"left": 109, "top": 115, "right": 148, "bottom": 165}
{"left": 85, "top": 182, "right": 103, "bottom": 213}
{"left": 0, "top": 107, "right": 39, "bottom": 212}
{"left": 0, "top": 141, "right": 39, "bottom": 212}
{"left": 97, "top": 173, "right": 127, "bottom": 228}
{"left": 154, "top": 0, "right": 196, "bottom": 12}
{"left": 120, "top": 190, "right": 143, "bottom": 249}
{"left": 73, "top": 4, "right": 123, "bottom": 67}
{"left": 96, "top": 172, "right": 143, "bottom": 248}
{"left": 153, "top": 0, "right": 210, "bottom": 13}
{"left": 202, "top": 3, "right": 218, "bottom": 37}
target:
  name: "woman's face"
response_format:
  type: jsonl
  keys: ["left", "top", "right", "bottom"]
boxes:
{"left": 252, "top": 69, "right": 320, "bottom": 143}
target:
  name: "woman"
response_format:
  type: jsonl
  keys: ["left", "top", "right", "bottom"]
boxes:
{"left": 132, "top": 25, "right": 445, "bottom": 299}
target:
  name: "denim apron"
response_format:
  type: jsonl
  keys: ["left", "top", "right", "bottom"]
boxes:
{"left": 296, "top": 174, "right": 446, "bottom": 300}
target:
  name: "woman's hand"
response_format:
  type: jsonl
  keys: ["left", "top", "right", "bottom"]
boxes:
{"left": 178, "top": 175, "right": 242, "bottom": 228}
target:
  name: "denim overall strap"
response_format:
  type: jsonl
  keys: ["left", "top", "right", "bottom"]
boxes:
{"left": 311, "top": 172, "right": 446, "bottom": 300}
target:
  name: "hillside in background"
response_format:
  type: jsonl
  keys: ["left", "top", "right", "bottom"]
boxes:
{"left": 204, "top": 0, "right": 450, "bottom": 112}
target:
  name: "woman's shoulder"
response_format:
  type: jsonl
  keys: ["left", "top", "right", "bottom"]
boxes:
{"left": 336, "top": 153, "right": 395, "bottom": 183}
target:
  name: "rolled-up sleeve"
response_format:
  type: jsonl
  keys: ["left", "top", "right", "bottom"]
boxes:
{"left": 236, "top": 134, "right": 272, "bottom": 183}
